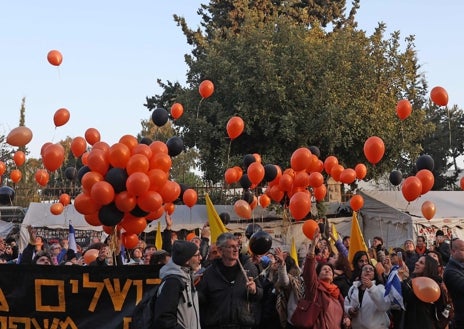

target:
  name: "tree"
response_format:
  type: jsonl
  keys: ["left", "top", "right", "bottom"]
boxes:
{"left": 146, "top": 1, "right": 437, "bottom": 187}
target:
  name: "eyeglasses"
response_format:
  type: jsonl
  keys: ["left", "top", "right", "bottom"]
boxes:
{"left": 362, "top": 267, "right": 375, "bottom": 272}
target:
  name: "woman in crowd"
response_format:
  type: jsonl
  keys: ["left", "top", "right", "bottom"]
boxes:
{"left": 329, "top": 252, "right": 353, "bottom": 297}
{"left": 300, "top": 229, "right": 350, "bottom": 329}
{"left": 401, "top": 254, "right": 446, "bottom": 329}
{"left": 351, "top": 250, "right": 370, "bottom": 283}
{"left": 344, "top": 263, "right": 391, "bottom": 328}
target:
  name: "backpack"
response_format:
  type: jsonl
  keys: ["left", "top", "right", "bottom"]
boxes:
{"left": 131, "top": 275, "right": 184, "bottom": 329}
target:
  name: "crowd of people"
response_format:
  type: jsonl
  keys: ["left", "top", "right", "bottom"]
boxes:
{"left": 1, "top": 216, "right": 463, "bottom": 329}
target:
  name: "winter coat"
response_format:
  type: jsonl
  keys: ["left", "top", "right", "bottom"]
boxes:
{"left": 344, "top": 281, "right": 390, "bottom": 329}
{"left": 153, "top": 259, "right": 201, "bottom": 329}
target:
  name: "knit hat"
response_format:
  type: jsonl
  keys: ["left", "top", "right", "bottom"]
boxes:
{"left": 171, "top": 240, "right": 198, "bottom": 266}
{"left": 436, "top": 230, "right": 445, "bottom": 237}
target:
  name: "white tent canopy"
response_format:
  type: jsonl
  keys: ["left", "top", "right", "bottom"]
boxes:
{"left": 358, "top": 190, "right": 464, "bottom": 248}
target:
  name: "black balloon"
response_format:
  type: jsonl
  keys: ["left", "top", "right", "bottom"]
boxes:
{"left": 416, "top": 154, "right": 434, "bottom": 171}
{"left": 389, "top": 170, "right": 403, "bottom": 186}
{"left": 151, "top": 108, "right": 169, "bottom": 127}
{"left": 167, "top": 136, "right": 184, "bottom": 157}
{"left": 105, "top": 168, "right": 128, "bottom": 193}
{"left": 64, "top": 167, "right": 78, "bottom": 181}
{"left": 130, "top": 205, "right": 150, "bottom": 217}
{"left": 264, "top": 164, "right": 277, "bottom": 182}
{"left": 242, "top": 189, "right": 254, "bottom": 204}
{"left": 249, "top": 230, "right": 272, "bottom": 255}
{"left": 219, "top": 212, "right": 230, "bottom": 225}
{"left": 239, "top": 174, "right": 252, "bottom": 189}
{"left": 98, "top": 203, "right": 124, "bottom": 226}
{"left": 77, "top": 166, "right": 91, "bottom": 182}
{"left": 309, "top": 145, "right": 321, "bottom": 158}
{"left": 0, "top": 186, "right": 15, "bottom": 205}
{"left": 245, "top": 223, "right": 262, "bottom": 239}
{"left": 243, "top": 154, "right": 256, "bottom": 169}
{"left": 139, "top": 137, "right": 152, "bottom": 145}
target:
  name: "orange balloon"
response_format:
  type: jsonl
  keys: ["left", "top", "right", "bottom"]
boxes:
{"left": 259, "top": 194, "right": 271, "bottom": 208}
{"left": 225, "top": 167, "right": 239, "bottom": 184}
{"left": 293, "top": 171, "right": 310, "bottom": 188}
{"left": 137, "top": 190, "right": 163, "bottom": 212}
{"left": 350, "top": 195, "right": 364, "bottom": 211}
{"left": 171, "top": 103, "right": 184, "bottom": 119}
{"left": 109, "top": 142, "right": 131, "bottom": 168}
{"left": 84, "top": 212, "right": 102, "bottom": 226}
{"left": 291, "top": 148, "right": 312, "bottom": 172}
{"left": 159, "top": 180, "right": 181, "bottom": 203}
{"left": 120, "top": 215, "right": 147, "bottom": 235}
{"left": 85, "top": 128, "right": 101, "bottom": 145}
{"left": 83, "top": 249, "right": 99, "bottom": 265}
{"left": 340, "top": 168, "right": 357, "bottom": 184}
{"left": 331, "top": 164, "right": 344, "bottom": 182}
{"left": 396, "top": 99, "right": 412, "bottom": 120}
{"left": 115, "top": 191, "right": 137, "bottom": 213}
{"left": 0, "top": 161, "right": 6, "bottom": 175}
{"left": 147, "top": 207, "right": 165, "bottom": 221}
{"left": 90, "top": 181, "right": 115, "bottom": 205}
{"left": 430, "top": 86, "right": 448, "bottom": 107}
{"left": 132, "top": 143, "right": 153, "bottom": 159}
{"left": 34, "top": 169, "right": 50, "bottom": 186}
{"left": 234, "top": 166, "right": 244, "bottom": 181}
{"left": 253, "top": 153, "right": 262, "bottom": 164}
{"left": 122, "top": 233, "right": 139, "bottom": 249}
{"left": 323, "top": 156, "right": 338, "bottom": 175}
{"left": 234, "top": 199, "right": 252, "bottom": 219}
{"left": 363, "top": 136, "right": 385, "bottom": 165}
{"left": 149, "top": 141, "right": 169, "bottom": 155}
{"left": 401, "top": 176, "right": 422, "bottom": 202}
{"left": 53, "top": 108, "right": 70, "bottom": 127}
{"left": 412, "top": 277, "right": 441, "bottom": 303}
{"left": 81, "top": 171, "right": 104, "bottom": 193}
{"left": 42, "top": 143, "right": 65, "bottom": 172}
{"left": 247, "top": 162, "right": 265, "bottom": 185}
{"left": 149, "top": 153, "right": 172, "bottom": 172}
{"left": 50, "top": 203, "right": 64, "bottom": 215}
{"left": 278, "top": 173, "right": 294, "bottom": 192}
{"left": 460, "top": 177, "right": 464, "bottom": 190}
{"left": 313, "top": 184, "right": 327, "bottom": 201}
{"left": 74, "top": 193, "right": 100, "bottom": 215}
{"left": 119, "top": 134, "right": 139, "bottom": 151}
{"left": 199, "top": 80, "right": 214, "bottom": 98}
{"left": 289, "top": 191, "right": 311, "bottom": 220}
{"left": 86, "top": 149, "right": 109, "bottom": 176}
{"left": 416, "top": 169, "right": 434, "bottom": 195}
{"left": 127, "top": 154, "right": 150, "bottom": 175}
{"left": 92, "top": 141, "right": 110, "bottom": 154}
{"left": 355, "top": 163, "right": 367, "bottom": 180}
{"left": 183, "top": 189, "right": 198, "bottom": 208}
{"left": 226, "top": 116, "right": 245, "bottom": 140}
{"left": 10, "top": 169, "right": 22, "bottom": 183}
{"left": 59, "top": 193, "right": 71, "bottom": 206}
{"left": 308, "top": 172, "right": 324, "bottom": 188}
{"left": 268, "top": 184, "right": 284, "bottom": 202}
{"left": 250, "top": 196, "right": 258, "bottom": 210}
{"left": 126, "top": 172, "right": 150, "bottom": 197}
{"left": 7, "top": 126, "right": 33, "bottom": 147}
{"left": 147, "top": 168, "right": 168, "bottom": 190}
{"left": 13, "top": 151, "right": 26, "bottom": 166}
{"left": 71, "top": 136, "right": 87, "bottom": 158}
{"left": 421, "top": 201, "right": 436, "bottom": 220}
{"left": 164, "top": 202, "right": 175, "bottom": 215}
{"left": 81, "top": 151, "right": 89, "bottom": 165}
{"left": 302, "top": 220, "right": 319, "bottom": 239}
{"left": 47, "top": 50, "right": 63, "bottom": 66}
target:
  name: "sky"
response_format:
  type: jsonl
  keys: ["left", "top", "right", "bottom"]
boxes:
{"left": 1, "top": 1, "right": 463, "bottom": 159}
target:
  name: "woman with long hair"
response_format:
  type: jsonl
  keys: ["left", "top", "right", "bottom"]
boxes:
{"left": 401, "top": 254, "right": 447, "bottom": 329}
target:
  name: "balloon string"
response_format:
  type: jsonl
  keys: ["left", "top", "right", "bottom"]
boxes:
{"left": 196, "top": 98, "right": 204, "bottom": 119}
{"left": 447, "top": 107, "right": 452, "bottom": 149}
{"left": 226, "top": 139, "right": 232, "bottom": 170}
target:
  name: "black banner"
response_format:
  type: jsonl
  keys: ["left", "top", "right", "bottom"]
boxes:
{"left": 0, "top": 265, "right": 159, "bottom": 329}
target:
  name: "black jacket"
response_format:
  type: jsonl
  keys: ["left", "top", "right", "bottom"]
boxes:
{"left": 444, "top": 257, "right": 464, "bottom": 327}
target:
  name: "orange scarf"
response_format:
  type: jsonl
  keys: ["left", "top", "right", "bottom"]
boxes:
{"left": 416, "top": 246, "right": 427, "bottom": 255}
{"left": 320, "top": 280, "right": 340, "bottom": 299}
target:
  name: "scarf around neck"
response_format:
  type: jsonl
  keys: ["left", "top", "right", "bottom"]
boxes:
{"left": 320, "top": 280, "right": 340, "bottom": 299}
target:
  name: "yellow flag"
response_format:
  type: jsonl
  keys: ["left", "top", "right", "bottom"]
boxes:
{"left": 290, "top": 237, "right": 299, "bottom": 267}
{"left": 155, "top": 221, "right": 163, "bottom": 251}
{"left": 205, "top": 193, "right": 228, "bottom": 243}
{"left": 330, "top": 223, "right": 339, "bottom": 255}
{"left": 347, "top": 212, "right": 368, "bottom": 265}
